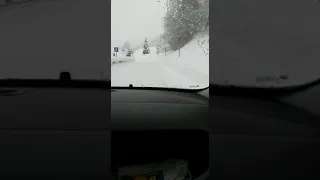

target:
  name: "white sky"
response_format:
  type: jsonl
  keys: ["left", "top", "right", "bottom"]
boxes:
{"left": 111, "top": 0, "right": 165, "bottom": 48}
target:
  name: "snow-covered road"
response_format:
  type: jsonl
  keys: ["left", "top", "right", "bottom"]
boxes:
{"left": 111, "top": 37, "right": 209, "bottom": 89}
{"left": 112, "top": 57, "right": 199, "bottom": 88}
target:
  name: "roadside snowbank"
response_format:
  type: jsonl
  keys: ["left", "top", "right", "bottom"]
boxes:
{"left": 160, "top": 32, "right": 209, "bottom": 87}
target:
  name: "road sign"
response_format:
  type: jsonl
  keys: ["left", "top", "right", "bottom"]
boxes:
{"left": 114, "top": 47, "right": 119, "bottom": 52}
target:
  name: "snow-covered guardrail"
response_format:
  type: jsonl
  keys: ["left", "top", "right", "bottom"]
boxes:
{"left": 111, "top": 56, "right": 135, "bottom": 65}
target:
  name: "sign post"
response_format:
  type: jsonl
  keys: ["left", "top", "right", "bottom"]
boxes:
{"left": 165, "top": 47, "right": 166, "bottom": 56}
{"left": 178, "top": 36, "right": 180, "bottom": 58}
{"left": 164, "top": 32, "right": 166, "bottom": 56}
{"left": 114, "top": 47, "right": 119, "bottom": 57}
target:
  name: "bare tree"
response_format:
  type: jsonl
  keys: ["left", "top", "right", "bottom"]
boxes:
{"left": 121, "top": 41, "right": 132, "bottom": 52}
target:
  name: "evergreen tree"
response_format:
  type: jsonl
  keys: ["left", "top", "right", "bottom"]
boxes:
{"left": 142, "top": 38, "right": 150, "bottom": 55}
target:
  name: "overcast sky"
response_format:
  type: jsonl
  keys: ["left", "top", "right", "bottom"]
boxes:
{"left": 111, "top": 0, "right": 165, "bottom": 48}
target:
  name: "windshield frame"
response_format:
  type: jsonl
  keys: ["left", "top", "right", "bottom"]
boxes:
{"left": 0, "top": 79, "right": 111, "bottom": 89}
{"left": 209, "top": 78, "right": 320, "bottom": 97}
{"left": 111, "top": 85, "right": 209, "bottom": 93}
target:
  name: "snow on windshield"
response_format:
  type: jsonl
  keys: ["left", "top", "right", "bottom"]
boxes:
{"left": 111, "top": 0, "right": 209, "bottom": 89}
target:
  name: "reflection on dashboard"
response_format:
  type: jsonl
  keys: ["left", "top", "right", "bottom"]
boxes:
{"left": 111, "top": 130, "right": 209, "bottom": 180}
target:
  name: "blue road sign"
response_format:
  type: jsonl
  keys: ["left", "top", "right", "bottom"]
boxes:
{"left": 114, "top": 47, "right": 119, "bottom": 52}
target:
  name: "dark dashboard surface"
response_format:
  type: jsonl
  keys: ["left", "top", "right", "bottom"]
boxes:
{"left": 0, "top": 87, "right": 111, "bottom": 178}
{"left": 111, "top": 89, "right": 209, "bottom": 130}
{"left": 0, "top": 87, "right": 110, "bottom": 130}
{"left": 111, "top": 88, "right": 320, "bottom": 178}
{"left": 111, "top": 88, "right": 208, "bottom": 104}
{"left": 1, "top": 86, "right": 320, "bottom": 178}
{"left": 111, "top": 89, "right": 210, "bottom": 179}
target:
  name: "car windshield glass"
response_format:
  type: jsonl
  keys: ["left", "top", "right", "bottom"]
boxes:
{"left": 0, "top": 0, "right": 109, "bottom": 81}
{"left": 210, "top": 0, "right": 320, "bottom": 88}
{"left": 111, "top": 0, "right": 209, "bottom": 90}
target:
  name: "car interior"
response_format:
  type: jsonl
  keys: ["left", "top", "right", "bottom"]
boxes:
{"left": 0, "top": 76, "right": 210, "bottom": 179}
{"left": 111, "top": 82, "right": 320, "bottom": 179}
{"left": 208, "top": 83, "right": 320, "bottom": 179}
{"left": 1, "top": 0, "right": 320, "bottom": 179}
{"left": 1, "top": 74, "right": 320, "bottom": 179}
{"left": 0, "top": 77, "right": 112, "bottom": 178}
{"left": 111, "top": 87, "right": 209, "bottom": 180}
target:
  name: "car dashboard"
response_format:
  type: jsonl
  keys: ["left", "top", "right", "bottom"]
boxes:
{"left": 0, "top": 84, "right": 210, "bottom": 179}
{"left": 111, "top": 88, "right": 210, "bottom": 180}
{"left": 111, "top": 88, "right": 209, "bottom": 130}
{"left": 0, "top": 86, "right": 111, "bottom": 178}
{"left": 1, "top": 83, "right": 320, "bottom": 179}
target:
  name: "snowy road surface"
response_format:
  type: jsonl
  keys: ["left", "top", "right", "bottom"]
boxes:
{"left": 112, "top": 58, "right": 200, "bottom": 88}
{"left": 111, "top": 38, "right": 209, "bottom": 89}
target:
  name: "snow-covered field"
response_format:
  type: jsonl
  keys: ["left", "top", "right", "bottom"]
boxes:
{"left": 111, "top": 34, "right": 209, "bottom": 89}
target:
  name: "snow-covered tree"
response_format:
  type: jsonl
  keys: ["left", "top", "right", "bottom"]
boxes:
{"left": 142, "top": 38, "right": 150, "bottom": 55}
{"left": 156, "top": 33, "right": 171, "bottom": 55}
{"left": 121, "top": 41, "right": 132, "bottom": 52}
{"left": 162, "top": 0, "right": 209, "bottom": 51}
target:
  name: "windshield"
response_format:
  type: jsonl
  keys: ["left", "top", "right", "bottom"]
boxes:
{"left": 210, "top": 0, "right": 320, "bottom": 88}
{"left": 0, "top": 0, "right": 109, "bottom": 81}
{"left": 111, "top": 0, "right": 209, "bottom": 90}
